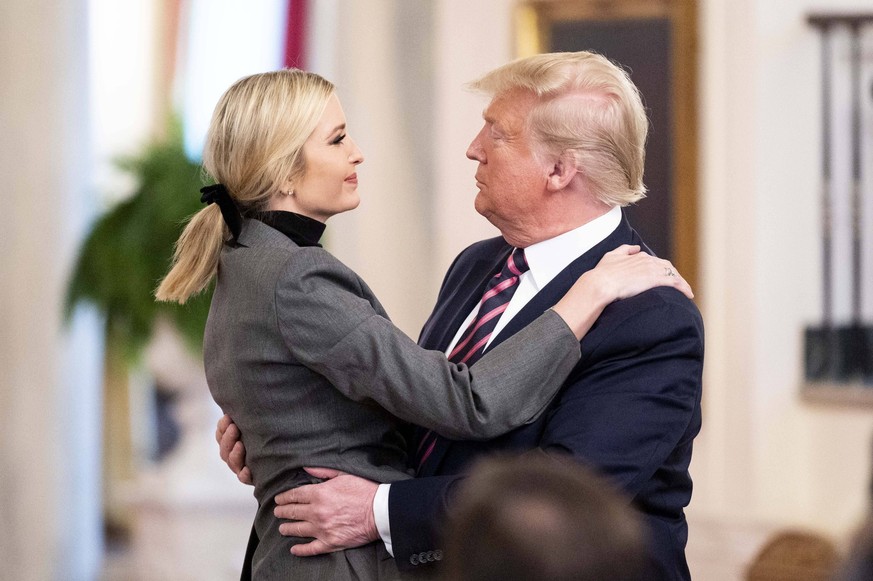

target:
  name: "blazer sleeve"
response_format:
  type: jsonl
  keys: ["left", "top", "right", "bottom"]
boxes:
{"left": 539, "top": 294, "right": 704, "bottom": 498}
{"left": 387, "top": 292, "right": 704, "bottom": 571}
{"left": 274, "top": 249, "right": 581, "bottom": 440}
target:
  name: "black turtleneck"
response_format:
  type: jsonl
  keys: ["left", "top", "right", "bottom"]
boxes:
{"left": 255, "top": 211, "right": 326, "bottom": 248}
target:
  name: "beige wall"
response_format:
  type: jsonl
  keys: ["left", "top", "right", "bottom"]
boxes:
{"left": 694, "top": 0, "right": 873, "bottom": 540}
{"left": 0, "top": 0, "right": 102, "bottom": 579}
{"left": 4, "top": 0, "right": 873, "bottom": 578}
{"left": 323, "top": 0, "right": 514, "bottom": 337}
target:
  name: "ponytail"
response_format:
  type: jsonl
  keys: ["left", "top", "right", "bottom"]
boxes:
{"left": 155, "top": 204, "right": 227, "bottom": 303}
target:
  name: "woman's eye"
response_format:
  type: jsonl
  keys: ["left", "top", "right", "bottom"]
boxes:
{"left": 331, "top": 134, "right": 346, "bottom": 145}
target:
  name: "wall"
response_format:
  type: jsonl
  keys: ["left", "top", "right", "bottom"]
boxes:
{"left": 322, "top": 0, "right": 514, "bottom": 337}
{"left": 4, "top": 0, "right": 873, "bottom": 578}
{"left": 694, "top": 0, "right": 873, "bottom": 543}
{"left": 0, "top": 1, "right": 102, "bottom": 579}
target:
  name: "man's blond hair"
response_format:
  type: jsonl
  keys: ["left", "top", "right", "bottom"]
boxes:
{"left": 470, "top": 51, "right": 648, "bottom": 207}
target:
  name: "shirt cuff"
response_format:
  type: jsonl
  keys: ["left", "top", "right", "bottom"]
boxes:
{"left": 373, "top": 483, "right": 393, "bottom": 556}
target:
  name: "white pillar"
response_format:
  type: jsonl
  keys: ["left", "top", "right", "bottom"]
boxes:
{"left": 0, "top": 1, "right": 103, "bottom": 579}
{"left": 432, "top": 0, "right": 515, "bottom": 271}
{"left": 324, "top": 0, "right": 516, "bottom": 335}
{"left": 326, "top": 0, "right": 440, "bottom": 335}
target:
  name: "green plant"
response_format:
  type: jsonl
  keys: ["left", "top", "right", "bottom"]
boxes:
{"left": 66, "top": 122, "right": 212, "bottom": 359}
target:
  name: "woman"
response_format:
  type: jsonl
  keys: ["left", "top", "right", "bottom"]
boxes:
{"left": 156, "top": 69, "right": 690, "bottom": 579}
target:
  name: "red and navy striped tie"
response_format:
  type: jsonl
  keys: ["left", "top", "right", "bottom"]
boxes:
{"left": 415, "top": 247, "right": 529, "bottom": 473}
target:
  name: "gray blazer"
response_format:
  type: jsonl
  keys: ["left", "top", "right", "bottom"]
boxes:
{"left": 204, "top": 218, "right": 580, "bottom": 580}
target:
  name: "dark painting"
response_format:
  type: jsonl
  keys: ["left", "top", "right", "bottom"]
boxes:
{"left": 551, "top": 18, "right": 674, "bottom": 260}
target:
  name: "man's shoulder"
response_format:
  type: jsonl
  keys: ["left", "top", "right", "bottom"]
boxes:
{"left": 456, "top": 236, "right": 507, "bottom": 260}
{"left": 442, "top": 236, "right": 508, "bottom": 278}
{"left": 592, "top": 286, "right": 704, "bottom": 349}
{"left": 619, "top": 285, "right": 701, "bottom": 317}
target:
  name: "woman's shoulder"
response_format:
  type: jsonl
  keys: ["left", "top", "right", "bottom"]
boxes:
{"left": 272, "top": 242, "right": 372, "bottom": 302}
{"left": 235, "top": 219, "right": 375, "bottom": 302}
{"left": 235, "top": 219, "right": 341, "bottom": 268}
{"left": 277, "top": 243, "right": 350, "bottom": 277}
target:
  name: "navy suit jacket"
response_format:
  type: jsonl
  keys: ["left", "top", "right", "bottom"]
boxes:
{"left": 390, "top": 215, "right": 704, "bottom": 580}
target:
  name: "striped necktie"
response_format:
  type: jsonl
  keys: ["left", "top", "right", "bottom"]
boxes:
{"left": 415, "top": 248, "right": 529, "bottom": 473}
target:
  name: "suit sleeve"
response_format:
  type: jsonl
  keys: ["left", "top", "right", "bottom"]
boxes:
{"left": 274, "top": 250, "right": 581, "bottom": 440}
{"left": 539, "top": 295, "right": 703, "bottom": 498}
{"left": 388, "top": 293, "right": 704, "bottom": 571}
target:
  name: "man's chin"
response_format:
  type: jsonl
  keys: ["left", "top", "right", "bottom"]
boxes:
{"left": 473, "top": 193, "right": 489, "bottom": 218}
{"left": 474, "top": 207, "right": 502, "bottom": 233}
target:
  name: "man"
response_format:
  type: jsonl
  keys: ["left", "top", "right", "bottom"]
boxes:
{"left": 219, "top": 51, "right": 703, "bottom": 580}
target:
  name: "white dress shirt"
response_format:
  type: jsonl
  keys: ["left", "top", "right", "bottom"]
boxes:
{"left": 374, "top": 205, "right": 622, "bottom": 555}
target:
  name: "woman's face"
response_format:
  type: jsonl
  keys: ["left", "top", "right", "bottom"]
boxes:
{"left": 289, "top": 94, "right": 364, "bottom": 222}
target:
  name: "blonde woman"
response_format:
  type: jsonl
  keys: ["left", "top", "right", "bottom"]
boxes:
{"left": 157, "top": 69, "right": 690, "bottom": 580}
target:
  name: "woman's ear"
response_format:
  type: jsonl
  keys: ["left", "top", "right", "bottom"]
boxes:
{"left": 545, "top": 150, "right": 579, "bottom": 192}
{"left": 279, "top": 178, "right": 296, "bottom": 197}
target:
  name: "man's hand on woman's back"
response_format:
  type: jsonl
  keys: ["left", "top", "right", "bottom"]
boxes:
{"left": 216, "top": 413, "right": 253, "bottom": 485}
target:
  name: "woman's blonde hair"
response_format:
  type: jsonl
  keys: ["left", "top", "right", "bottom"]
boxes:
{"left": 469, "top": 51, "right": 648, "bottom": 207}
{"left": 156, "top": 69, "right": 335, "bottom": 303}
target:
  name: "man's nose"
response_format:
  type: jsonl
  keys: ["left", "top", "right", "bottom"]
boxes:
{"left": 466, "top": 136, "right": 484, "bottom": 162}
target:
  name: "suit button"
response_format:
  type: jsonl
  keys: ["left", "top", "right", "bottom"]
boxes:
{"left": 426, "top": 551, "right": 435, "bottom": 562}
{"left": 434, "top": 549, "right": 443, "bottom": 561}
{"left": 410, "top": 554, "right": 419, "bottom": 566}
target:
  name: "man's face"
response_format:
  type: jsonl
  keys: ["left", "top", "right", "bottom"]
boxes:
{"left": 466, "top": 89, "right": 550, "bottom": 236}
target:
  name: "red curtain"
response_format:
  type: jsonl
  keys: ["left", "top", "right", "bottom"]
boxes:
{"left": 284, "top": 0, "right": 308, "bottom": 68}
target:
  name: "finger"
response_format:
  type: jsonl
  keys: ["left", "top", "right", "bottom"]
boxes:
{"left": 217, "top": 413, "right": 232, "bottom": 435}
{"left": 274, "top": 503, "right": 314, "bottom": 522}
{"left": 291, "top": 540, "right": 339, "bottom": 557}
{"left": 674, "top": 276, "right": 694, "bottom": 299}
{"left": 216, "top": 414, "right": 232, "bottom": 445}
{"left": 279, "top": 521, "right": 317, "bottom": 538}
{"left": 657, "top": 259, "right": 677, "bottom": 277}
{"left": 228, "top": 441, "right": 246, "bottom": 473}
{"left": 219, "top": 424, "right": 240, "bottom": 463}
{"left": 276, "top": 485, "right": 311, "bottom": 506}
{"left": 606, "top": 244, "right": 638, "bottom": 256}
{"left": 656, "top": 261, "right": 694, "bottom": 299}
{"left": 238, "top": 467, "right": 253, "bottom": 485}
{"left": 303, "top": 466, "right": 345, "bottom": 480}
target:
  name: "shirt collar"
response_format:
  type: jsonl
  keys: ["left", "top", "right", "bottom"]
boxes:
{"left": 522, "top": 205, "right": 622, "bottom": 290}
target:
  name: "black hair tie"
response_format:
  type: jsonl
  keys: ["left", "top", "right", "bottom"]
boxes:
{"left": 200, "top": 183, "right": 242, "bottom": 240}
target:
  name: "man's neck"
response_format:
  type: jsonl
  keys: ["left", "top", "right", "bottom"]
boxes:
{"left": 504, "top": 201, "right": 614, "bottom": 248}
{"left": 522, "top": 205, "right": 623, "bottom": 290}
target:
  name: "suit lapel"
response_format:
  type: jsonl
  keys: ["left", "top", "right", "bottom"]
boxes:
{"left": 415, "top": 244, "right": 510, "bottom": 476}
{"left": 418, "top": 249, "right": 511, "bottom": 351}
{"left": 488, "top": 215, "right": 639, "bottom": 352}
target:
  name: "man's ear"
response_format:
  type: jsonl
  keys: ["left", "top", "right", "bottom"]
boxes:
{"left": 545, "top": 150, "right": 579, "bottom": 192}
